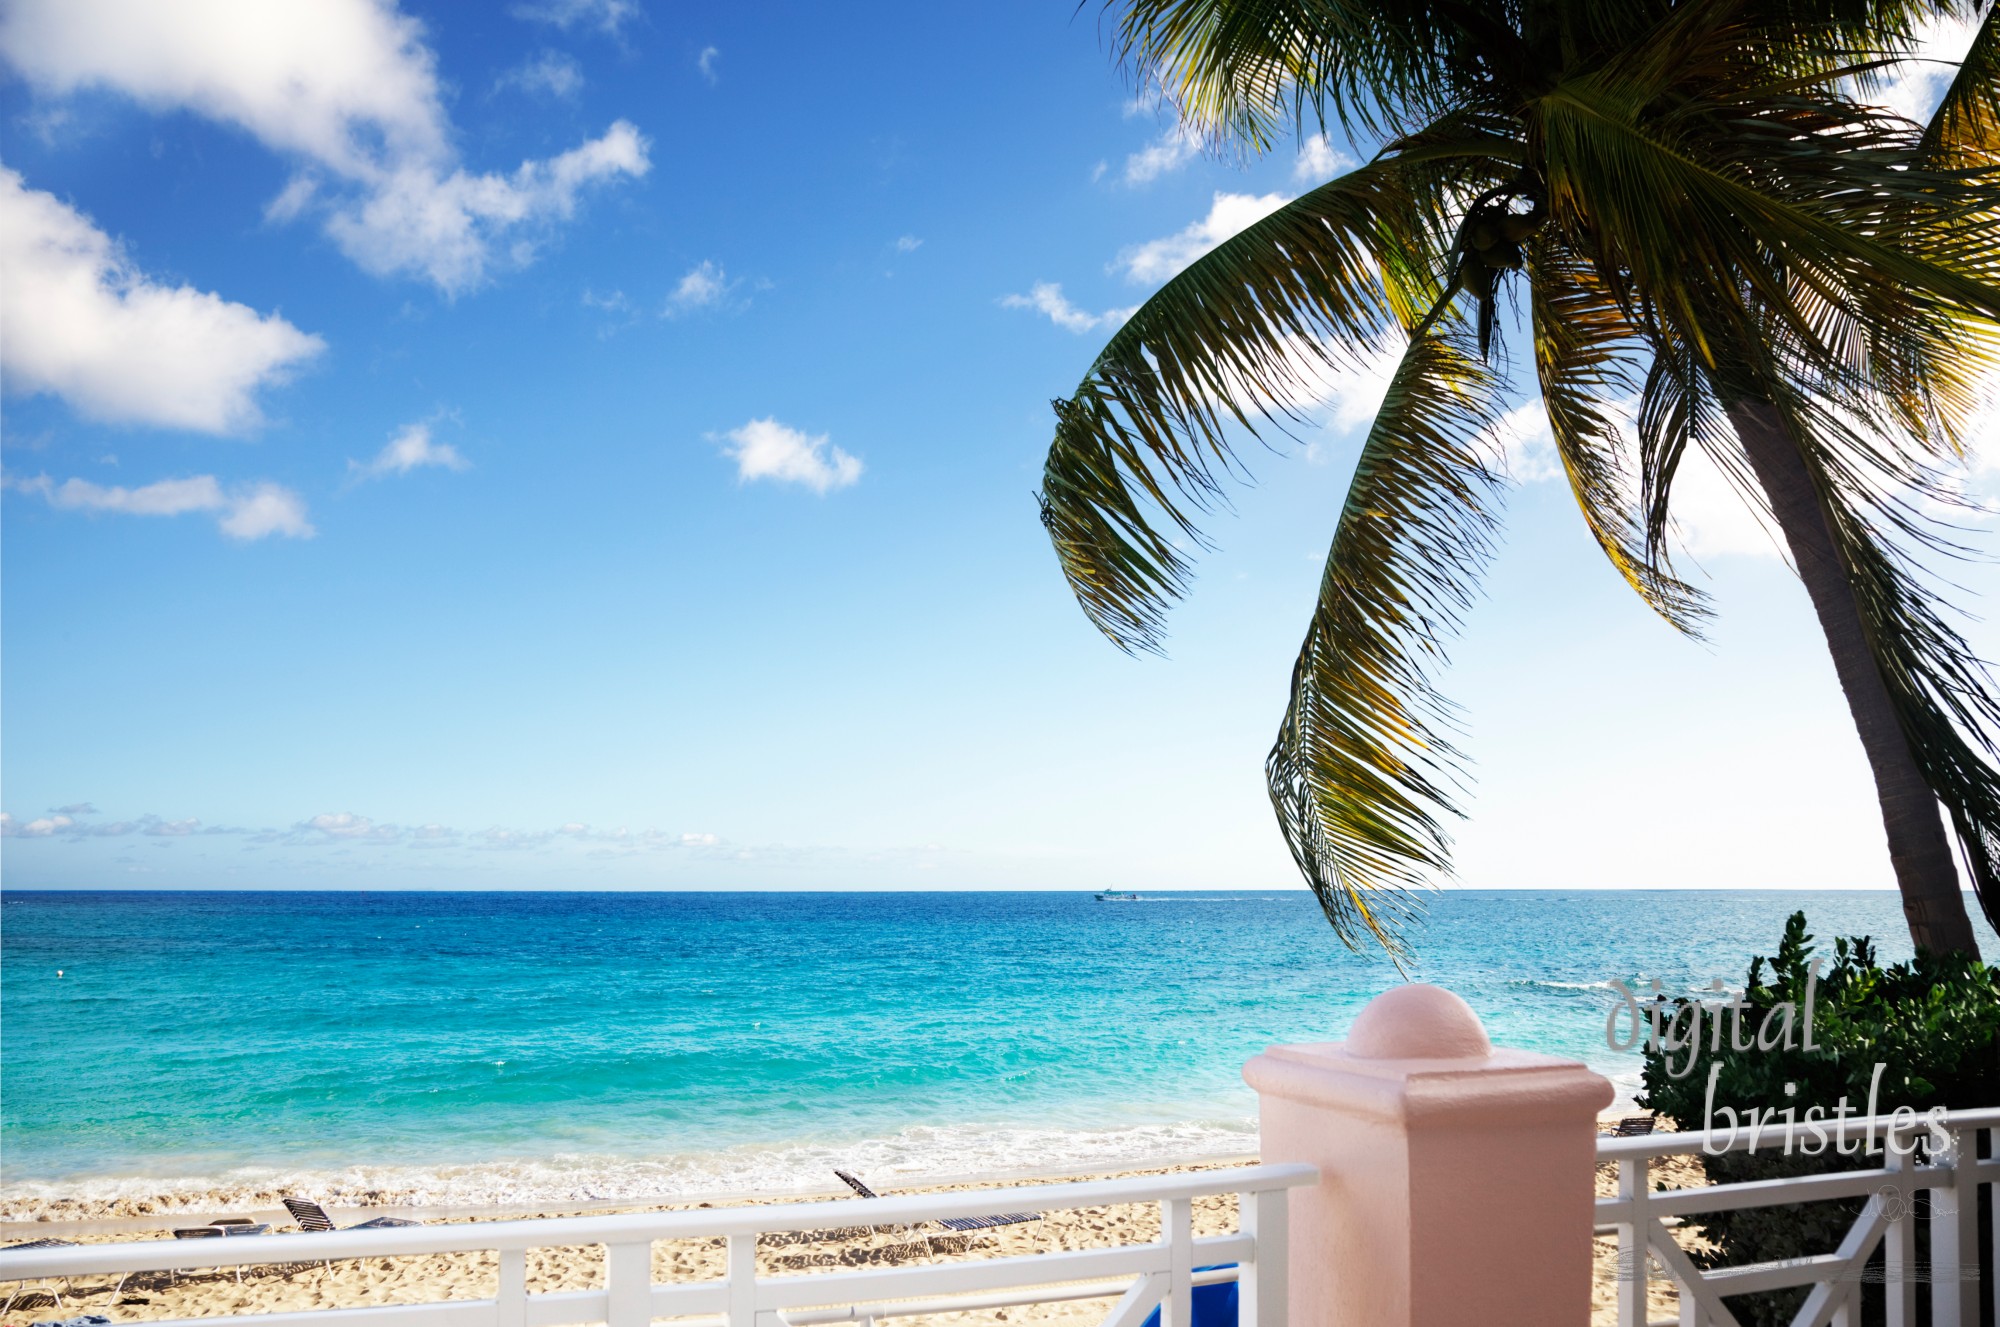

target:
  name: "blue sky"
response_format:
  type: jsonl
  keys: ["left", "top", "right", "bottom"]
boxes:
{"left": 2, "top": 0, "right": 1994, "bottom": 891}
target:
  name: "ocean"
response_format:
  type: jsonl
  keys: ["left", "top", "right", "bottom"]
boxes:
{"left": 3, "top": 888, "right": 1983, "bottom": 1211}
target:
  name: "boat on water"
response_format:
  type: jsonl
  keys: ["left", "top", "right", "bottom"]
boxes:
{"left": 1094, "top": 890, "right": 1142, "bottom": 902}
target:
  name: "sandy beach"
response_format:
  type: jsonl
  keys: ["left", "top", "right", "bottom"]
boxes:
{"left": 4, "top": 1153, "right": 1712, "bottom": 1327}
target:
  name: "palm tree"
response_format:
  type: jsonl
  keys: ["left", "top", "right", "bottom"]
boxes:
{"left": 1037, "top": 0, "right": 2000, "bottom": 959}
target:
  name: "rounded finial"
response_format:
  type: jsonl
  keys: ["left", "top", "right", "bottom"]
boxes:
{"left": 1345, "top": 983, "right": 1492, "bottom": 1060}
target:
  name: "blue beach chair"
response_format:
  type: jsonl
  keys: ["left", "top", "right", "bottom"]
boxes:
{"left": 1140, "top": 1265, "right": 1238, "bottom": 1327}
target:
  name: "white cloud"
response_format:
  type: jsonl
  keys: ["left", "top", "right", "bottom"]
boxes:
{"left": 720, "top": 417, "right": 863, "bottom": 494}
{"left": 697, "top": 45, "right": 720, "bottom": 84}
{"left": 1115, "top": 191, "right": 1291, "bottom": 284}
{"left": 1486, "top": 394, "right": 1781, "bottom": 561}
{"left": 1001, "top": 281, "right": 1136, "bottom": 334}
{"left": 894, "top": 235, "right": 923, "bottom": 253}
{"left": 322, "top": 122, "right": 650, "bottom": 292}
{"left": 0, "top": 0, "right": 650, "bottom": 294}
{"left": 1123, "top": 122, "right": 1201, "bottom": 184}
{"left": 7, "top": 471, "right": 315, "bottom": 540}
{"left": 665, "top": 260, "right": 729, "bottom": 314}
{"left": 1294, "top": 134, "right": 1352, "bottom": 183}
{"left": 0, "top": 166, "right": 324, "bottom": 433}
{"left": 1665, "top": 445, "right": 1782, "bottom": 560}
{"left": 350, "top": 421, "right": 470, "bottom": 481}
{"left": 497, "top": 50, "right": 583, "bottom": 99}
{"left": 4, "top": 813, "right": 72, "bottom": 837}
{"left": 512, "top": 0, "right": 640, "bottom": 36}
{"left": 1488, "top": 401, "right": 1567, "bottom": 483}
{"left": 1874, "top": 13, "right": 1983, "bottom": 123}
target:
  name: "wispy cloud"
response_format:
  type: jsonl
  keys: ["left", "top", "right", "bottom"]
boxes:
{"left": 349, "top": 421, "right": 469, "bottom": 481}
{"left": 720, "top": 417, "right": 863, "bottom": 494}
{"left": 1122, "top": 122, "right": 1201, "bottom": 184}
{"left": 0, "top": 810, "right": 238, "bottom": 838}
{"left": 6, "top": 472, "right": 314, "bottom": 540}
{"left": 1115, "top": 191, "right": 1291, "bottom": 284}
{"left": 894, "top": 235, "right": 922, "bottom": 253}
{"left": 664, "top": 260, "right": 731, "bottom": 315}
{"left": 1000, "top": 282, "right": 1135, "bottom": 334}
{"left": 511, "top": 0, "right": 641, "bottom": 37}
{"left": 1293, "top": 134, "right": 1352, "bottom": 182}
{"left": 497, "top": 50, "right": 583, "bottom": 99}
{"left": 0, "top": 166, "right": 324, "bottom": 433}
{"left": 697, "top": 45, "right": 720, "bottom": 84}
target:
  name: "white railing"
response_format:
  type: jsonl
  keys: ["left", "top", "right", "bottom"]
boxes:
{"left": 1597, "top": 1106, "right": 2000, "bottom": 1327}
{"left": 1, "top": 1163, "right": 1315, "bottom": 1327}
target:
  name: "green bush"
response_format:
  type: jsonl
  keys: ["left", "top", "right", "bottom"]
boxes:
{"left": 1637, "top": 912, "right": 2000, "bottom": 1327}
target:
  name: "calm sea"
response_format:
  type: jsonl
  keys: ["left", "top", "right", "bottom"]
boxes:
{"left": 4, "top": 889, "right": 1986, "bottom": 1208}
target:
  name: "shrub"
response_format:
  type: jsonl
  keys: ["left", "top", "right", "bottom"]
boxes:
{"left": 1637, "top": 912, "right": 2000, "bottom": 1326}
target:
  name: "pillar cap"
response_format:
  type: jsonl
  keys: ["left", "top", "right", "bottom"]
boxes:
{"left": 1346, "top": 983, "right": 1492, "bottom": 1061}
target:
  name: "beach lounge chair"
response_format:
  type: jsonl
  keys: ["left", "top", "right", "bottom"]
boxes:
{"left": 282, "top": 1198, "right": 419, "bottom": 1232}
{"left": 0, "top": 1238, "right": 76, "bottom": 1313}
{"left": 832, "top": 1170, "right": 1042, "bottom": 1234}
{"left": 1607, "top": 1114, "right": 1656, "bottom": 1137}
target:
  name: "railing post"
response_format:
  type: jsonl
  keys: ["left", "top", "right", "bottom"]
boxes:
{"left": 1238, "top": 1186, "right": 1289, "bottom": 1327}
{"left": 1163, "top": 1196, "right": 1193, "bottom": 1327}
{"left": 725, "top": 1232, "right": 756, "bottom": 1327}
{"left": 1244, "top": 983, "right": 1612, "bottom": 1327}
{"left": 1616, "top": 1156, "right": 1649, "bottom": 1327}
{"left": 1932, "top": 1124, "right": 1980, "bottom": 1327}
{"left": 604, "top": 1242, "right": 652, "bottom": 1327}
{"left": 1884, "top": 1142, "right": 1915, "bottom": 1327}
{"left": 495, "top": 1247, "right": 526, "bottom": 1327}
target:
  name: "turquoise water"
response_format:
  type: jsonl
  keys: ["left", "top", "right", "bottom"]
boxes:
{"left": 4, "top": 889, "right": 1987, "bottom": 1207}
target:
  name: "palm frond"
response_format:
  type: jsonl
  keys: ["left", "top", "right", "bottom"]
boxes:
{"left": 1920, "top": 1, "right": 2000, "bottom": 165}
{"left": 1528, "top": 244, "right": 1711, "bottom": 628}
{"left": 1265, "top": 326, "right": 1507, "bottom": 959}
{"left": 1038, "top": 152, "right": 1502, "bottom": 653}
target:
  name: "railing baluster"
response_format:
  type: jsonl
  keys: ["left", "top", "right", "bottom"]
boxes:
{"left": 495, "top": 1247, "right": 526, "bottom": 1327}
{"left": 725, "top": 1232, "right": 756, "bottom": 1327}
{"left": 1163, "top": 1197, "right": 1193, "bottom": 1327}
{"left": 603, "top": 1241, "right": 651, "bottom": 1327}
{"left": 1618, "top": 1155, "right": 1650, "bottom": 1327}
{"left": 1935, "top": 1125, "right": 1981, "bottom": 1327}
{"left": 1885, "top": 1140, "right": 1915, "bottom": 1327}
{"left": 1237, "top": 1186, "right": 1287, "bottom": 1327}
{"left": 1988, "top": 1127, "right": 2000, "bottom": 1327}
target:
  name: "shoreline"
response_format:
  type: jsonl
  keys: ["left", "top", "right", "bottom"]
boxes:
{"left": 0, "top": 1148, "right": 1265, "bottom": 1237}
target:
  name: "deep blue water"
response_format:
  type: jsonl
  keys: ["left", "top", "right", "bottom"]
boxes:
{"left": 4, "top": 889, "right": 1987, "bottom": 1205}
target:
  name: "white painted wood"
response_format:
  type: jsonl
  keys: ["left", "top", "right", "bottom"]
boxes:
{"left": 1883, "top": 1141, "right": 1915, "bottom": 1327}
{"left": 1785, "top": 1193, "right": 1885, "bottom": 1327}
{"left": 495, "top": 1249, "right": 526, "bottom": 1327}
{"left": 725, "top": 1234, "right": 756, "bottom": 1327}
{"left": 1096, "top": 1273, "right": 1166, "bottom": 1327}
{"left": 1646, "top": 1225, "right": 1743, "bottom": 1327}
{"left": 1162, "top": 1197, "right": 1192, "bottom": 1327}
{"left": 1933, "top": 1125, "right": 1980, "bottom": 1327}
{"left": 603, "top": 1243, "right": 651, "bottom": 1327}
{"left": 1237, "top": 1186, "right": 1287, "bottom": 1327}
{"left": 1617, "top": 1156, "right": 1650, "bottom": 1327}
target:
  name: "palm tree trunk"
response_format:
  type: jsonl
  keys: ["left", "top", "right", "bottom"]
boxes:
{"left": 1725, "top": 398, "right": 1979, "bottom": 956}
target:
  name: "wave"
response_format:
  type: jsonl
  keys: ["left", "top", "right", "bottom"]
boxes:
{"left": 1506, "top": 978, "right": 1614, "bottom": 994}
{"left": 0, "top": 1117, "right": 1261, "bottom": 1223}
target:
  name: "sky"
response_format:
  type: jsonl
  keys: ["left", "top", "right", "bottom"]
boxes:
{"left": 1, "top": 0, "right": 1995, "bottom": 892}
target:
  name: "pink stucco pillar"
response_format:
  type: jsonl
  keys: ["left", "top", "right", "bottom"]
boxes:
{"left": 1243, "top": 983, "right": 1612, "bottom": 1327}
